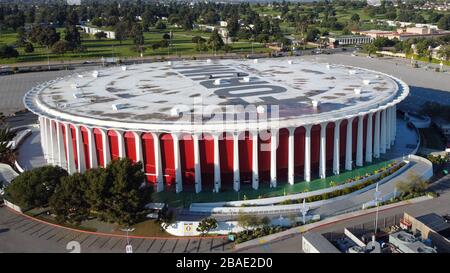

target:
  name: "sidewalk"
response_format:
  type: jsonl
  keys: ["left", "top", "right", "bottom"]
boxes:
{"left": 234, "top": 195, "right": 431, "bottom": 251}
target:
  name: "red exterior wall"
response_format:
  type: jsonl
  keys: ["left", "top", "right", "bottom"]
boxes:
{"left": 219, "top": 133, "right": 234, "bottom": 186}
{"left": 124, "top": 132, "right": 137, "bottom": 163}
{"left": 160, "top": 133, "right": 175, "bottom": 186}
{"left": 311, "top": 125, "right": 321, "bottom": 172}
{"left": 60, "top": 123, "right": 68, "bottom": 165}
{"left": 258, "top": 131, "right": 271, "bottom": 183}
{"left": 326, "top": 123, "right": 335, "bottom": 170}
{"left": 294, "top": 127, "right": 305, "bottom": 176}
{"left": 93, "top": 128, "right": 104, "bottom": 167}
{"left": 108, "top": 130, "right": 119, "bottom": 161}
{"left": 179, "top": 134, "right": 195, "bottom": 185}
{"left": 239, "top": 132, "right": 252, "bottom": 183}
{"left": 69, "top": 125, "right": 78, "bottom": 170}
{"left": 199, "top": 134, "right": 214, "bottom": 187}
{"left": 81, "top": 127, "right": 90, "bottom": 169}
{"left": 276, "top": 129, "right": 289, "bottom": 181}
{"left": 141, "top": 133, "right": 156, "bottom": 184}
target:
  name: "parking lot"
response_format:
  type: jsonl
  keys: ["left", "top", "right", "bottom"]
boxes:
{"left": 0, "top": 207, "right": 233, "bottom": 253}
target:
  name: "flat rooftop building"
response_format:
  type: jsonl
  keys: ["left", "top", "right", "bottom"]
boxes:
{"left": 24, "top": 58, "right": 408, "bottom": 194}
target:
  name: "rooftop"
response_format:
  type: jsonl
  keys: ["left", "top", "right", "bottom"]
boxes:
{"left": 25, "top": 58, "right": 408, "bottom": 133}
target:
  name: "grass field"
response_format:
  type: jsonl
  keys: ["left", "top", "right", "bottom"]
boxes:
{"left": 0, "top": 28, "right": 270, "bottom": 64}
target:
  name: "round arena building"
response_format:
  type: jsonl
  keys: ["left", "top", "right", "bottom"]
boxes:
{"left": 24, "top": 58, "right": 409, "bottom": 194}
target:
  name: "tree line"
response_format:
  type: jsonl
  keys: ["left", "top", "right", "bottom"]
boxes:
{"left": 4, "top": 158, "right": 152, "bottom": 226}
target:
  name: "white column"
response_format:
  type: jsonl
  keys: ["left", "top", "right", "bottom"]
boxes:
{"left": 374, "top": 111, "right": 381, "bottom": 158}
{"left": 233, "top": 132, "right": 240, "bottom": 192}
{"left": 304, "top": 125, "right": 312, "bottom": 182}
{"left": 172, "top": 134, "right": 182, "bottom": 193}
{"left": 288, "top": 127, "right": 295, "bottom": 185}
{"left": 390, "top": 106, "right": 395, "bottom": 145}
{"left": 356, "top": 115, "right": 364, "bottom": 167}
{"left": 87, "top": 127, "right": 98, "bottom": 169}
{"left": 49, "top": 120, "right": 56, "bottom": 164}
{"left": 42, "top": 118, "right": 50, "bottom": 160}
{"left": 42, "top": 118, "right": 49, "bottom": 160}
{"left": 39, "top": 117, "right": 46, "bottom": 156}
{"left": 345, "top": 118, "right": 354, "bottom": 171}
{"left": 386, "top": 108, "right": 391, "bottom": 150}
{"left": 252, "top": 131, "right": 259, "bottom": 190}
{"left": 193, "top": 134, "right": 202, "bottom": 193}
{"left": 213, "top": 133, "right": 221, "bottom": 192}
{"left": 365, "top": 113, "right": 373, "bottom": 163}
{"left": 116, "top": 130, "right": 126, "bottom": 158}
{"left": 392, "top": 105, "right": 397, "bottom": 143}
{"left": 134, "top": 132, "right": 143, "bottom": 167}
{"left": 47, "top": 119, "right": 53, "bottom": 162}
{"left": 381, "top": 109, "right": 387, "bottom": 154}
{"left": 64, "top": 123, "right": 76, "bottom": 174}
{"left": 101, "top": 129, "right": 111, "bottom": 167}
{"left": 270, "top": 130, "right": 278, "bottom": 188}
{"left": 333, "top": 120, "right": 341, "bottom": 175}
{"left": 74, "top": 125, "right": 86, "bottom": 173}
{"left": 56, "top": 122, "right": 66, "bottom": 169}
{"left": 319, "top": 122, "right": 327, "bottom": 179}
{"left": 151, "top": 132, "right": 164, "bottom": 192}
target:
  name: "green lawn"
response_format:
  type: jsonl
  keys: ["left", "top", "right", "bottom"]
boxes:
{"left": 152, "top": 159, "right": 395, "bottom": 208}
{"left": 0, "top": 28, "right": 269, "bottom": 64}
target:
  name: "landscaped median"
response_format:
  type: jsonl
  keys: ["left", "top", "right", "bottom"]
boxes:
{"left": 189, "top": 160, "right": 410, "bottom": 215}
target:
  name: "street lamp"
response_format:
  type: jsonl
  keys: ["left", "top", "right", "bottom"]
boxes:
{"left": 121, "top": 227, "right": 135, "bottom": 253}
{"left": 373, "top": 182, "right": 381, "bottom": 243}
{"left": 300, "top": 198, "right": 309, "bottom": 224}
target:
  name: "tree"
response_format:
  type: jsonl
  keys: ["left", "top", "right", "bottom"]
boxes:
{"left": 350, "top": 13, "right": 360, "bottom": 22}
{"left": 64, "top": 25, "right": 82, "bottom": 51}
{"left": 4, "top": 166, "right": 67, "bottom": 208}
{"left": 131, "top": 23, "right": 145, "bottom": 46}
{"left": 395, "top": 172, "right": 428, "bottom": 198}
{"left": 438, "top": 14, "right": 450, "bottom": 30}
{"left": 49, "top": 173, "right": 90, "bottom": 225}
{"left": 182, "top": 16, "right": 193, "bottom": 31}
{"left": 16, "top": 27, "right": 27, "bottom": 47}
{"left": 0, "top": 126, "right": 16, "bottom": 160}
{"left": 24, "top": 42, "right": 34, "bottom": 53}
{"left": 438, "top": 45, "right": 450, "bottom": 61}
{"left": 0, "top": 45, "right": 19, "bottom": 58}
{"left": 51, "top": 40, "right": 71, "bottom": 54}
{"left": 104, "top": 159, "right": 151, "bottom": 225}
{"left": 115, "top": 22, "right": 129, "bottom": 44}
{"left": 363, "top": 43, "right": 378, "bottom": 57}
{"left": 305, "top": 28, "right": 320, "bottom": 42}
{"left": 196, "top": 217, "right": 218, "bottom": 235}
{"left": 237, "top": 213, "right": 264, "bottom": 234}
{"left": 29, "top": 25, "right": 60, "bottom": 48}
{"left": 94, "top": 31, "right": 107, "bottom": 40}
{"left": 84, "top": 158, "right": 152, "bottom": 226}
{"left": 227, "top": 15, "right": 240, "bottom": 38}
{"left": 207, "top": 29, "right": 224, "bottom": 51}
{"left": 155, "top": 20, "right": 166, "bottom": 30}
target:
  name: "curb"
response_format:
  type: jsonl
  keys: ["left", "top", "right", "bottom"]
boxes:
{"left": 5, "top": 206, "right": 227, "bottom": 241}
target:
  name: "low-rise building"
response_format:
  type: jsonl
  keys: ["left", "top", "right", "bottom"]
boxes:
{"left": 356, "top": 26, "right": 450, "bottom": 41}
{"left": 78, "top": 25, "right": 116, "bottom": 39}
{"left": 328, "top": 35, "right": 373, "bottom": 47}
